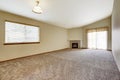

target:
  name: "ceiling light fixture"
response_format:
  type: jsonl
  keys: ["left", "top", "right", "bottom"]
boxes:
{"left": 32, "top": 0, "right": 43, "bottom": 14}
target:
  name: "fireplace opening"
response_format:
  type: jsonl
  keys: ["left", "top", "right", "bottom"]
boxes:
{"left": 72, "top": 43, "right": 78, "bottom": 48}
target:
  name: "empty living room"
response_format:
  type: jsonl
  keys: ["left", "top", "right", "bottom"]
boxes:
{"left": 0, "top": 0, "right": 120, "bottom": 80}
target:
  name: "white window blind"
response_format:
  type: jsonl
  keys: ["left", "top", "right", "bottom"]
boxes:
{"left": 5, "top": 22, "right": 40, "bottom": 43}
{"left": 87, "top": 27, "right": 108, "bottom": 49}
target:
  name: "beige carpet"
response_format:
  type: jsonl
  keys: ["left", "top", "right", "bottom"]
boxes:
{"left": 0, "top": 49, "right": 120, "bottom": 80}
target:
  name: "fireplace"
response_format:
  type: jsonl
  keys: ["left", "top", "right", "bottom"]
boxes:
{"left": 70, "top": 40, "right": 81, "bottom": 49}
{"left": 72, "top": 43, "right": 78, "bottom": 48}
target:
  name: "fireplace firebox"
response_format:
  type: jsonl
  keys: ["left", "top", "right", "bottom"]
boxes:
{"left": 72, "top": 43, "right": 78, "bottom": 48}
{"left": 70, "top": 40, "right": 81, "bottom": 49}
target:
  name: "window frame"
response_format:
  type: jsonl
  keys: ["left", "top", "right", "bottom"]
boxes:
{"left": 4, "top": 21, "right": 40, "bottom": 45}
{"left": 86, "top": 27, "right": 108, "bottom": 49}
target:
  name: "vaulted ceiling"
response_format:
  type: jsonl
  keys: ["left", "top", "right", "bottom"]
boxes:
{"left": 0, "top": 0, "right": 114, "bottom": 28}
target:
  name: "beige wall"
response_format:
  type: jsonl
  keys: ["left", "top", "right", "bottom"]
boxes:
{"left": 112, "top": 0, "right": 120, "bottom": 71}
{"left": 0, "top": 11, "right": 68, "bottom": 61}
{"left": 68, "top": 28, "right": 83, "bottom": 48}
{"left": 82, "top": 17, "right": 112, "bottom": 49}
{"left": 0, "top": 10, "right": 113, "bottom": 62}
{"left": 68, "top": 17, "right": 112, "bottom": 49}
{"left": 68, "top": 28, "right": 83, "bottom": 40}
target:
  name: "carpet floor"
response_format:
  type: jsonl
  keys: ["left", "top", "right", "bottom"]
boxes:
{"left": 0, "top": 49, "right": 120, "bottom": 80}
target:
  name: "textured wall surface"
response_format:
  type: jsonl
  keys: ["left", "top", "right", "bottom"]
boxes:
{"left": 68, "top": 17, "right": 111, "bottom": 49}
{"left": 0, "top": 11, "right": 68, "bottom": 61}
{"left": 112, "top": 0, "right": 120, "bottom": 71}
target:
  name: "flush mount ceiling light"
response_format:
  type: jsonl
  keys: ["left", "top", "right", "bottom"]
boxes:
{"left": 32, "top": 0, "right": 43, "bottom": 14}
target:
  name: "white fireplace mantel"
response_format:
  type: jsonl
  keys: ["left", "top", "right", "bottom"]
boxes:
{"left": 69, "top": 40, "right": 81, "bottom": 49}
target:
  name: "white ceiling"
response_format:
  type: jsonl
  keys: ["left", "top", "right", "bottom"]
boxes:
{"left": 0, "top": 0, "right": 114, "bottom": 28}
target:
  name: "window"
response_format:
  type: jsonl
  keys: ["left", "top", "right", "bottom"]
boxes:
{"left": 5, "top": 21, "right": 40, "bottom": 44}
{"left": 87, "top": 27, "right": 108, "bottom": 49}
